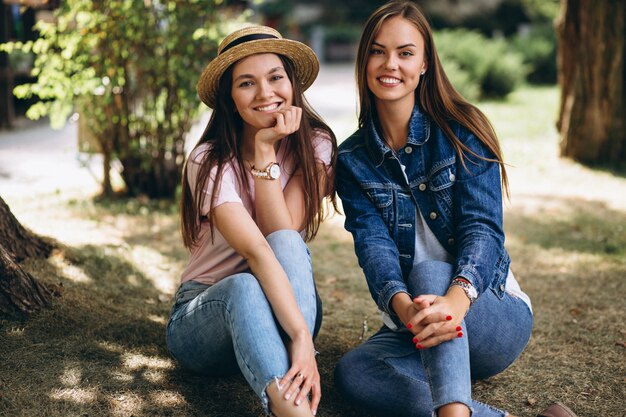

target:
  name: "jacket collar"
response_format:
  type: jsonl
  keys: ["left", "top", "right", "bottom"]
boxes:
{"left": 365, "top": 105, "right": 431, "bottom": 166}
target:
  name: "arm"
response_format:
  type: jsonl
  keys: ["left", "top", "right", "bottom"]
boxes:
{"left": 214, "top": 202, "right": 319, "bottom": 409}
{"left": 336, "top": 158, "right": 409, "bottom": 318}
{"left": 253, "top": 106, "right": 315, "bottom": 235}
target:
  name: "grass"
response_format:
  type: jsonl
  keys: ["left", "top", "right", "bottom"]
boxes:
{"left": 1, "top": 85, "right": 625, "bottom": 416}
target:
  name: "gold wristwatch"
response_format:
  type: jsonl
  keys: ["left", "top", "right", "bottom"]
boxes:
{"left": 251, "top": 162, "right": 281, "bottom": 180}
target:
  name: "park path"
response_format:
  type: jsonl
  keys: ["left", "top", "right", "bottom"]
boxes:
{"left": 0, "top": 64, "right": 358, "bottom": 199}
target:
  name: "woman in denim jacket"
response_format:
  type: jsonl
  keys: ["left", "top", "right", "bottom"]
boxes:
{"left": 166, "top": 26, "right": 336, "bottom": 417}
{"left": 334, "top": 3, "right": 571, "bottom": 417}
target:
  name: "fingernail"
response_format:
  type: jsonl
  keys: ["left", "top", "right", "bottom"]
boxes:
{"left": 416, "top": 344, "right": 423, "bottom": 349}
{"left": 458, "top": 332, "right": 463, "bottom": 338}
{"left": 285, "top": 393, "right": 291, "bottom": 400}
{"left": 446, "top": 315, "right": 452, "bottom": 321}
{"left": 456, "top": 326, "right": 462, "bottom": 331}
{"left": 296, "top": 399, "right": 301, "bottom": 406}
{"left": 412, "top": 336, "right": 419, "bottom": 343}
{"left": 406, "top": 323, "right": 413, "bottom": 329}
{"left": 313, "top": 410, "right": 317, "bottom": 416}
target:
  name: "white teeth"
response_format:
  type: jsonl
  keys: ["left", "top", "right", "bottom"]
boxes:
{"left": 256, "top": 103, "right": 279, "bottom": 111}
{"left": 379, "top": 77, "right": 401, "bottom": 84}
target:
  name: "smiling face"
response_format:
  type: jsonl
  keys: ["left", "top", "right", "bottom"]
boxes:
{"left": 230, "top": 53, "right": 293, "bottom": 131}
{"left": 366, "top": 16, "right": 427, "bottom": 109}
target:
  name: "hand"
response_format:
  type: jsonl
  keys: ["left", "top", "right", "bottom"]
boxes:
{"left": 406, "top": 288, "right": 470, "bottom": 349}
{"left": 280, "top": 331, "right": 321, "bottom": 414}
{"left": 255, "top": 106, "right": 302, "bottom": 146}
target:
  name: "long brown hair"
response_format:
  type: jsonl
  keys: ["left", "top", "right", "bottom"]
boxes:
{"left": 356, "top": 1, "right": 509, "bottom": 196}
{"left": 180, "top": 54, "right": 337, "bottom": 249}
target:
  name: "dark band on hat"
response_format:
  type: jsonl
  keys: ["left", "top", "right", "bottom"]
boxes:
{"left": 220, "top": 33, "right": 279, "bottom": 55}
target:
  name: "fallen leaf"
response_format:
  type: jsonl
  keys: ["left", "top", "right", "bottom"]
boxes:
{"left": 526, "top": 397, "right": 537, "bottom": 406}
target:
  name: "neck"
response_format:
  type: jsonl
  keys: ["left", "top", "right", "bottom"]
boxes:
{"left": 375, "top": 98, "right": 414, "bottom": 151}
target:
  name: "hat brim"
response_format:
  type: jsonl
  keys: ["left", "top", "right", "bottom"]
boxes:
{"left": 197, "top": 38, "right": 320, "bottom": 109}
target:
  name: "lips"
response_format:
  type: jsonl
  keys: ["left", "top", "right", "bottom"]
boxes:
{"left": 254, "top": 102, "right": 281, "bottom": 112}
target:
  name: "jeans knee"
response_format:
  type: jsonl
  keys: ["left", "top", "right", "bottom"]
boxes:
{"left": 266, "top": 229, "right": 306, "bottom": 253}
{"left": 226, "top": 274, "right": 265, "bottom": 301}
{"left": 409, "top": 260, "right": 454, "bottom": 295}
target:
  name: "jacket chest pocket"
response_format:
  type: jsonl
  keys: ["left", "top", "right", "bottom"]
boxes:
{"left": 428, "top": 161, "right": 455, "bottom": 213}
{"left": 365, "top": 186, "right": 395, "bottom": 230}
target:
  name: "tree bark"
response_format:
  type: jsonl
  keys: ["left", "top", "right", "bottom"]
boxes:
{"left": 0, "top": 245, "right": 53, "bottom": 314}
{"left": 556, "top": 0, "right": 626, "bottom": 166}
{"left": 0, "top": 196, "right": 52, "bottom": 262}
{"left": 0, "top": 196, "right": 54, "bottom": 314}
{"left": 0, "top": 2, "right": 15, "bottom": 130}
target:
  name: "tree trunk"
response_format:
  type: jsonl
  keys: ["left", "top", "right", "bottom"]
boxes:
{"left": 556, "top": 0, "right": 626, "bottom": 166}
{"left": 0, "top": 196, "right": 52, "bottom": 262}
{"left": 0, "top": 244, "right": 53, "bottom": 314}
{"left": 0, "top": 2, "right": 15, "bottom": 130}
{"left": 0, "top": 196, "right": 54, "bottom": 314}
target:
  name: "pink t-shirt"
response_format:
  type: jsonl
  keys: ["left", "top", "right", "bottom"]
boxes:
{"left": 181, "top": 131, "right": 333, "bottom": 285}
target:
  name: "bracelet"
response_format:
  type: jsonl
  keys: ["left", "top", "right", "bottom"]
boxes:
{"left": 450, "top": 278, "right": 478, "bottom": 304}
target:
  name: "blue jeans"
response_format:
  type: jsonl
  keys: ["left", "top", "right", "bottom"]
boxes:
{"left": 335, "top": 261, "right": 533, "bottom": 417}
{"left": 166, "top": 230, "right": 321, "bottom": 414}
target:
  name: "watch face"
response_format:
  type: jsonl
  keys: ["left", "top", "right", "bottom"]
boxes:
{"left": 269, "top": 164, "right": 281, "bottom": 179}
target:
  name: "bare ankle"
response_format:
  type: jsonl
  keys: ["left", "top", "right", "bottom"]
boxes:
{"left": 438, "top": 402, "right": 470, "bottom": 417}
{"left": 266, "top": 379, "right": 314, "bottom": 417}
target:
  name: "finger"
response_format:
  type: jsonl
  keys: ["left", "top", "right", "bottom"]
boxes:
{"left": 417, "top": 328, "right": 463, "bottom": 348}
{"left": 279, "top": 367, "right": 298, "bottom": 392}
{"left": 283, "top": 371, "right": 305, "bottom": 401}
{"left": 415, "top": 320, "right": 446, "bottom": 342}
{"left": 310, "top": 379, "right": 321, "bottom": 415}
{"left": 413, "top": 294, "right": 437, "bottom": 305}
{"left": 294, "top": 377, "right": 312, "bottom": 406}
{"left": 274, "top": 112, "right": 286, "bottom": 132}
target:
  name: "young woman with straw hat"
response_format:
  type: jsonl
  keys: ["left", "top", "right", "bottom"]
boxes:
{"left": 166, "top": 26, "right": 336, "bottom": 417}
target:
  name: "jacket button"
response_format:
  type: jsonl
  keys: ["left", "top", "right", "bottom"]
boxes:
{"left": 429, "top": 212, "right": 438, "bottom": 220}
{"left": 419, "top": 183, "right": 427, "bottom": 191}
{"left": 500, "top": 284, "right": 505, "bottom": 291}
{"left": 405, "top": 146, "right": 413, "bottom": 154}
{"left": 448, "top": 238, "right": 455, "bottom": 245}
{"left": 449, "top": 173, "right": 456, "bottom": 181}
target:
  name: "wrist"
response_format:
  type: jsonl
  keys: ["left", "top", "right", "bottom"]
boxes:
{"left": 390, "top": 292, "right": 413, "bottom": 325}
{"left": 445, "top": 286, "right": 471, "bottom": 315}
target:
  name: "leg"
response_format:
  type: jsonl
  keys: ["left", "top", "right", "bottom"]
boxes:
{"left": 166, "top": 273, "right": 294, "bottom": 414}
{"left": 266, "top": 229, "right": 320, "bottom": 337}
{"left": 408, "top": 260, "right": 533, "bottom": 416}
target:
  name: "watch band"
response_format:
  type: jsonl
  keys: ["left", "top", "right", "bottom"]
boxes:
{"left": 450, "top": 278, "right": 478, "bottom": 304}
{"left": 251, "top": 162, "right": 280, "bottom": 180}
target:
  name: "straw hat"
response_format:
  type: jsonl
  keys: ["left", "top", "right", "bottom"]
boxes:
{"left": 197, "top": 25, "right": 320, "bottom": 109}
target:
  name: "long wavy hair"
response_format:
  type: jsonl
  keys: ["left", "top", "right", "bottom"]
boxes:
{"left": 180, "top": 54, "right": 337, "bottom": 249}
{"left": 356, "top": 1, "right": 509, "bottom": 196}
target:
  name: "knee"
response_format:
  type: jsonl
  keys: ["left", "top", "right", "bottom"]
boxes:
{"left": 225, "top": 273, "right": 265, "bottom": 301}
{"left": 408, "top": 260, "right": 454, "bottom": 295}
{"left": 266, "top": 229, "right": 307, "bottom": 253}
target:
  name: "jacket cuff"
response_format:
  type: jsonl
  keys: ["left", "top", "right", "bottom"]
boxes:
{"left": 453, "top": 264, "right": 482, "bottom": 295}
{"left": 378, "top": 281, "right": 409, "bottom": 318}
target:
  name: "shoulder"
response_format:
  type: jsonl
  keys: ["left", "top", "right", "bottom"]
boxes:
{"left": 338, "top": 128, "right": 366, "bottom": 155}
{"left": 188, "top": 142, "right": 211, "bottom": 165}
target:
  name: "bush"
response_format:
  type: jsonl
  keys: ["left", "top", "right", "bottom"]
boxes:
{"left": 512, "top": 24, "right": 557, "bottom": 84}
{"left": 435, "top": 29, "right": 527, "bottom": 99}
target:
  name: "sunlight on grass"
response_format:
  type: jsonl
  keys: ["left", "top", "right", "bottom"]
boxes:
{"left": 59, "top": 366, "right": 82, "bottom": 386}
{"left": 49, "top": 387, "right": 97, "bottom": 403}
{"left": 129, "top": 245, "right": 179, "bottom": 294}
{"left": 149, "top": 390, "right": 186, "bottom": 407}
{"left": 121, "top": 353, "right": 173, "bottom": 371}
{"left": 107, "top": 393, "right": 143, "bottom": 416}
{"left": 50, "top": 252, "right": 93, "bottom": 284}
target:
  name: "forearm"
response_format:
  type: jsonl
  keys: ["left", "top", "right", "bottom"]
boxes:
{"left": 253, "top": 142, "right": 302, "bottom": 234}
{"left": 247, "top": 243, "right": 311, "bottom": 340}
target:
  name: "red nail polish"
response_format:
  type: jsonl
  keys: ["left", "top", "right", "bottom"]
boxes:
{"left": 416, "top": 344, "right": 423, "bottom": 349}
{"left": 446, "top": 315, "right": 452, "bottom": 321}
{"left": 457, "top": 332, "right": 463, "bottom": 338}
{"left": 456, "top": 326, "right": 462, "bottom": 331}
{"left": 412, "top": 337, "right": 419, "bottom": 343}
{"left": 406, "top": 323, "right": 413, "bottom": 329}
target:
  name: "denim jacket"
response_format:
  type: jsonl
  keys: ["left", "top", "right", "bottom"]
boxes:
{"left": 336, "top": 105, "right": 510, "bottom": 318}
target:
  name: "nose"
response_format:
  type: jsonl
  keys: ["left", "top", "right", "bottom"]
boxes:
{"left": 384, "top": 54, "right": 398, "bottom": 70}
{"left": 256, "top": 79, "right": 274, "bottom": 99}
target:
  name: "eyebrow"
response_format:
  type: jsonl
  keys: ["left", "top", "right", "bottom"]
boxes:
{"left": 234, "top": 66, "right": 285, "bottom": 82}
{"left": 372, "top": 41, "right": 417, "bottom": 49}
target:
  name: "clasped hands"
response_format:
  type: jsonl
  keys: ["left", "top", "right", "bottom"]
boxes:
{"left": 396, "top": 286, "right": 471, "bottom": 349}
